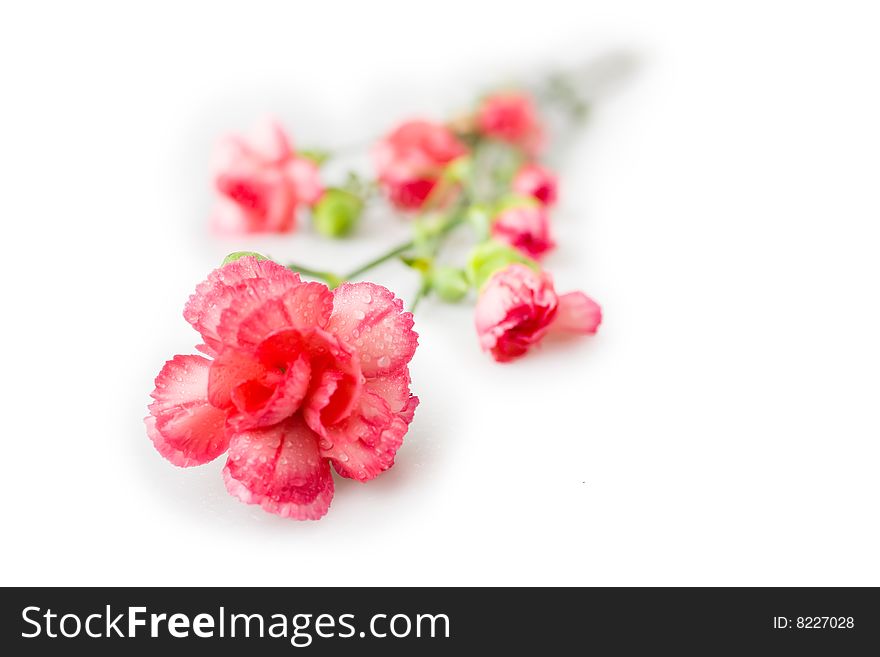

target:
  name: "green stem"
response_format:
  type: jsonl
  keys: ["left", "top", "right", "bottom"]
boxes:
{"left": 406, "top": 209, "right": 469, "bottom": 312}
{"left": 343, "top": 240, "right": 415, "bottom": 280}
{"left": 287, "top": 196, "right": 468, "bottom": 295}
{"left": 409, "top": 279, "right": 430, "bottom": 313}
{"left": 286, "top": 264, "right": 342, "bottom": 288}
{"left": 286, "top": 237, "right": 420, "bottom": 287}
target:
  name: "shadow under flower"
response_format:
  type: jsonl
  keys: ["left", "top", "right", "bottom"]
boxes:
{"left": 131, "top": 387, "right": 449, "bottom": 532}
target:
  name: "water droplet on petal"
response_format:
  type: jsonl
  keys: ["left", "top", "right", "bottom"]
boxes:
{"left": 377, "top": 355, "right": 391, "bottom": 368}
{"left": 354, "top": 310, "right": 366, "bottom": 320}
{"left": 339, "top": 453, "right": 349, "bottom": 463}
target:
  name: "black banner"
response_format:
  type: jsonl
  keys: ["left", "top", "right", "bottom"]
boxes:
{"left": 1, "top": 587, "right": 877, "bottom": 653}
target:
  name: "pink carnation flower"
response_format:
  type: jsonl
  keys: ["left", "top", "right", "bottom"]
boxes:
{"left": 475, "top": 264, "right": 601, "bottom": 362}
{"left": 211, "top": 120, "right": 323, "bottom": 234}
{"left": 491, "top": 204, "right": 555, "bottom": 260}
{"left": 373, "top": 120, "right": 467, "bottom": 211}
{"left": 476, "top": 92, "right": 544, "bottom": 153}
{"left": 512, "top": 163, "right": 558, "bottom": 206}
{"left": 145, "top": 257, "right": 419, "bottom": 519}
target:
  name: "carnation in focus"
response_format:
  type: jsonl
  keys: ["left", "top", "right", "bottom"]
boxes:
{"left": 145, "top": 256, "right": 419, "bottom": 519}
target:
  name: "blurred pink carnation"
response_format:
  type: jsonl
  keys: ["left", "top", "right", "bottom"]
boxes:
{"left": 373, "top": 119, "right": 467, "bottom": 211}
{"left": 475, "top": 263, "right": 601, "bottom": 362}
{"left": 512, "top": 163, "right": 558, "bottom": 206}
{"left": 476, "top": 92, "right": 543, "bottom": 153}
{"left": 491, "top": 204, "right": 555, "bottom": 260}
{"left": 145, "top": 257, "right": 419, "bottom": 519}
{"left": 211, "top": 120, "right": 323, "bottom": 234}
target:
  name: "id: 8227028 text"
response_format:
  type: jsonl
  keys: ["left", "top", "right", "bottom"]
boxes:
{"left": 773, "top": 616, "right": 854, "bottom": 629}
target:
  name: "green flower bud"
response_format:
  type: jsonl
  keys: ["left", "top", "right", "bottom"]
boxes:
{"left": 431, "top": 266, "right": 470, "bottom": 303}
{"left": 492, "top": 194, "right": 539, "bottom": 216}
{"left": 443, "top": 154, "right": 473, "bottom": 183}
{"left": 222, "top": 251, "right": 269, "bottom": 265}
{"left": 312, "top": 188, "right": 363, "bottom": 238}
{"left": 467, "top": 240, "right": 538, "bottom": 289}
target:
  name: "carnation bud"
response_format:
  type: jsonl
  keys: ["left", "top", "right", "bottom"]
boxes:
{"left": 431, "top": 266, "right": 470, "bottom": 302}
{"left": 467, "top": 240, "right": 538, "bottom": 289}
{"left": 443, "top": 154, "right": 473, "bottom": 183}
{"left": 312, "top": 188, "right": 363, "bottom": 238}
{"left": 222, "top": 251, "right": 269, "bottom": 265}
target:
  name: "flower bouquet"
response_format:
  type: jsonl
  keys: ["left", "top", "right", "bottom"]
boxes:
{"left": 146, "top": 71, "right": 606, "bottom": 519}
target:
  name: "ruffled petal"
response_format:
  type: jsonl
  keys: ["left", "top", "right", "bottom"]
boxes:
{"left": 228, "top": 355, "right": 311, "bottom": 431}
{"left": 327, "top": 282, "right": 418, "bottom": 377}
{"left": 213, "top": 159, "right": 298, "bottom": 235}
{"left": 183, "top": 257, "right": 302, "bottom": 355}
{"left": 207, "top": 347, "right": 266, "bottom": 409}
{"left": 320, "top": 390, "right": 418, "bottom": 482}
{"left": 397, "top": 395, "right": 420, "bottom": 424}
{"left": 223, "top": 417, "right": 333, "bottom": 520}
{"left": 291, "top": 329, "right": 364, "bottom": 436}
{"left": 256, "top": 169, "right": 298, "bottom": 233}
{"left": 512, "top": 163, "right": 558, "bottom": 206}
{"left": 286, "top": 157, "right": 324, "bottom": 206}
{"left": 226, "top": 283, "right": 333, "bottom": 349}
{"left": 210, "top": 197, "right": 251, "bottom": 236}
{"left": 215, "top": 172, "right": 270, "bottom": 222}
{"left": 303, "top": 369, "right": 343, "bottom": 436}
{"left": 208, "top": 334, "right": 315, "bottom": 431}
{"left": 363, "top": 367, "right": 414, "bottom": 414}
{"left": 491, "top": 206, "right": 555, "bottom": 260}
{"left": 146, "top": 355, "right": 229, "bottom": 467}
{"left": 383, "top": 178, "right": 437, "bottom": 210}
{"left": 145, "top": 416, "right": 189, "bottom": 467}
{"left": 551, "top": 292, "right": 602, "bottom": 335}
{"left": 245, "top": 119, "right": 294, "bottom": 164}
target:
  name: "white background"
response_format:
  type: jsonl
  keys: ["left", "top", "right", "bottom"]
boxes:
{"left": 1, "top": 1, "right": 878, "bottom": 586}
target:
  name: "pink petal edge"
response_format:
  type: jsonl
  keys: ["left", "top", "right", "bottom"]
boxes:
{"left": 552, "top": 291, "right": 602, "bottom": 335}
{"left": 222, "top": 418, "right": 334, "bottom": 520}
{"left": 147, "top": 355, "right": 229, "bottom": 467}
{"left": 328, "top": 282, "right": 417, "bottom": 377}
